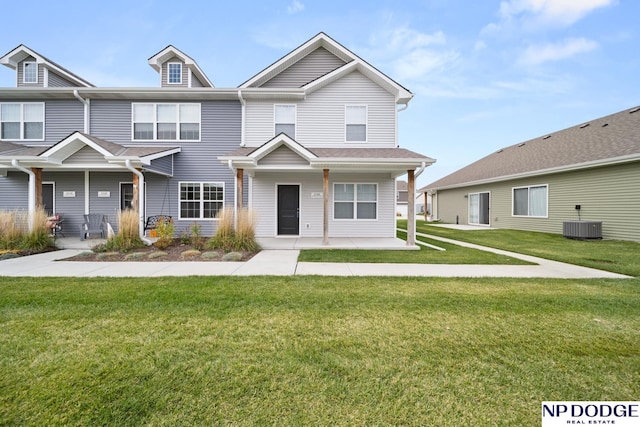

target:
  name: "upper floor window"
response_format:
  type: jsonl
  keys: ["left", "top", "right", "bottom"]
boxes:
{"left": 275, "top": 104, "right": 296, "bottom": 138}
{"left": 168, "top": 63, "right": 182, "bottom": 84}
{"left": 345, "top": 105, "right": 367, "bottom": 142}
{"left": 132, "top": 103, "right": 200, "bottom": 141}
{"left": 0, "top": 103, "right": 44, "bottom": 140}
{"left": 513, "top": 185, "right": 548, "bottom": 217}
{"left": 334, "top": 183, "right": 377, "bottom": 220}
{"left": 23, "top": 62, "right": 37, "bottom": 83}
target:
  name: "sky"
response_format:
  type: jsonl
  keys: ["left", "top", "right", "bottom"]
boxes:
{"left": 1, "top": 0, "right": 638, "bottom": 189}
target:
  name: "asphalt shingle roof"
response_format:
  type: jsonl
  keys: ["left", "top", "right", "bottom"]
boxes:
{"left": 423, "top": 105, "right": 640, "bottom": 191}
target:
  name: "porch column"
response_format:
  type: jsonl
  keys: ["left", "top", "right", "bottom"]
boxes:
{"left": 323, "top": 169, "right": 329, "bottom": 245}
{"left": 407, "top": 169, "right": 416, "bottom": 246}
{"left": 32, "top": 168, "right": 43, "bottom": 208}
{"left": 236, "top": 168, "right": 244, "bottom": 210}
{"left": 131, "top": 172, "right": 139, "bottom": 213}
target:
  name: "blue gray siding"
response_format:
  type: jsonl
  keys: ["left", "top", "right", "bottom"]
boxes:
{"left": 147, "top": 155, "right": 174, "bottom": 176}
{"left": 0, "top": 172, "right": 28, "bottom": 210}
{"left": 48, "top": 71, "right": 78, "bottom": 87}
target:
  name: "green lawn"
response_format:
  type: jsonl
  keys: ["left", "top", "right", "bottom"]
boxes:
{"left": 400, "top": 221, "right": 640, "bottom": 277}
{"left": 298, "top": 230, "right": 532, "bottom": 265}
{"left": 2, "top": 276, "right": 638, "bottom": 426}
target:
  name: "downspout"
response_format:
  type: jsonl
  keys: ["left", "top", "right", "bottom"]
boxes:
{"left": 409, "top": 161, "right": 427, "bottom": 245}
{"left": 11, "top": 159, "right": 36, "bottom": 230}
{"left": 237, "top": 89, "right": 246, "bottom": 147}
{"left": 125, "top": 160, "right": 151, "bottom": 245}
{"left": 227, "top": 159, "right": 238, "bottom": 228}
{"left": 73, "top": 90, "right": 90, "bottom": 133}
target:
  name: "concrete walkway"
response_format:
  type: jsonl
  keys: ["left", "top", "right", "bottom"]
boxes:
{"left": 0, "top": 233, "right": 630, "bottom": 278}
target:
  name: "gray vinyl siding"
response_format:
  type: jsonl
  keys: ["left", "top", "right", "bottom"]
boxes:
{"left": 258, "top": 145, "right": 309, "bottom": 166}
{"left": 161, "top": 58, "right": 188, "bottom": 88}
{"left": 48, "top": 71, "right": 78, "bottom": 87}
{"left": 190, "top": 72, "right": 205, "bottom": 88}
{"left": 245, "top": 71, "right": 396, "bottom": 148}
{"left": 0, "top": 171, "right": 28, "bottom": 210}
{"left": 434, "top": 162, "right": 640, "bottom": 241}
{"left": 45, "top": 100, "right": 85, "bottom": 143}
{"left": 146, "top": 155, "right": 174, "bottom": 176}
{"left": 260, "top": 48, "right": 347, "bottom": 88}
{"left": 251, "top": 172, "right": 395, "bottom": 238}
{"left": 0, "top": 99, "right": 84, "bottom": 145}
{"left": 42, "top": 171, "right": 87, "bottom": 237}
{"left": 63, "top": 145, "right": 105, "bottom": 164}
{"left": 17, "top": 57, "right": 43, "bottom": 87}
{"left": 90, "top": 100, "right": 131, "bottom": 141}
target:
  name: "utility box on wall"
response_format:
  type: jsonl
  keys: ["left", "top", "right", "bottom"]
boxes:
{"left": 563, "top": 221, "right": 603, "bottom": 239}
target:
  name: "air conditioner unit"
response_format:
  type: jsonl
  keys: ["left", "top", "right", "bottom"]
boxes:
{"left": 563, "top": 221, "right": 602, "bottom": 239}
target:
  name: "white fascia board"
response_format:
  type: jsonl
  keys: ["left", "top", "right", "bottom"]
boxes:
{"left": 249, "top": 138, "right": 317, "bottom": 162}
{"left": 42, "top": 133, "right": 113, "bottom": 159}
{"left": 75, "top": 87, "right": 239, "bottom": 100}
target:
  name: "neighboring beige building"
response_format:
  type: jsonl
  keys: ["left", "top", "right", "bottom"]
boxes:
{"left": 420, "top": 105, "right": 640, "bottom": 241}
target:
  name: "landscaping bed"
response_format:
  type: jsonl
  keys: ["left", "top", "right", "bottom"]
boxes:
{"left": 63, "top": 238, "right": 259, "bottom": 262}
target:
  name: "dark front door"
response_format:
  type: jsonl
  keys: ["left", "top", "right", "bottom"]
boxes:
{"left": 277, "top": 185, "right": 299, "bottom": 235}
{"left": 42, "top": 183, "right": 54, "bottom": 215}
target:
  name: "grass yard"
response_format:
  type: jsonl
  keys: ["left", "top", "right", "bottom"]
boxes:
{"left": 298, "top": 230, "right": 532, "bottom": 265}
{"left": 1, "top": 276, "right": 638, "bottom": 426}
{"left": 399, "top": 220, "right": 640, "bottom": 277}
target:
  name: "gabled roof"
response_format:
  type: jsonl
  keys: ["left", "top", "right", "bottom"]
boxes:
{"left": 422, "top": 106, "right": 640, "bottom": 192}
{"left": 239, "top": 32, "right": 413, "bottom": 104}
{"left": 148, "top": 45, "right": 214, "bottom": 87}
{"left": 0, "top": 44, "right": 95, "bottom": 87}
{"left": 0, "top": 132, "right": 180, "bottom": 170}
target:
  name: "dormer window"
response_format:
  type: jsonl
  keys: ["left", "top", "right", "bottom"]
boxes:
{"left": 23, "top": 61, "right": 37, "bottom": 84}
{"left": 168, "top": 63, "right": 182, "bottom": 84}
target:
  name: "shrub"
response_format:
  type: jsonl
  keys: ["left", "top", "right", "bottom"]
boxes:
{"left": 206, "top": 207, "right": 259, "bottom": 252}
{"left": 189, "top": 222, "right": 205, "bottom": 250}
{"left": 0, "top": 211, "right": 22, "bottom": 249}
{"left": 0, "top": 208, "right": 54, "bottom": 252}
{"left": 20, "top": 208, "right": 53, "bottom": 251}
{"left": 104, "top": 210, "right": 144, "bottom": 252}
{"left": 207, "top": 207, "right": 235, "bottom": 251}
{"left": 153, "top": 217, "right": 175, "bottom": 250}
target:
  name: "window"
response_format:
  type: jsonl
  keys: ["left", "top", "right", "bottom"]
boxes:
{"left": 179, "top": 182, "right": 224, "bottom": 219}
{"left": 168, "top": 63, "right": 182, "bottom": 84}
{"left": 23, "top": 62, "right": 37, "bottom": 83}
{"left": 334, "top": 183, "right": 377, "bottom": 220}
{"left": 345, "top": 105, "right": 367, "bottom": 142}
{"left": 132, "top": 103, "right": 200, "bottom": 141}
{"left": 0, "top": 103, "right": 44, "bottom": 140}
{"left": 469, "top": 192, "right": 490, "bottom": 225}
{"left": 513, "top": 185, "right": 548, "bottom": 217}
{"left": 275, "top": 104, "right": 296, "bottom": 138}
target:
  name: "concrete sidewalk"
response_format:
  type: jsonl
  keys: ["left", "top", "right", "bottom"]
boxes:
{"left": 0, "top": 240, "right": 630, "bottom": 278}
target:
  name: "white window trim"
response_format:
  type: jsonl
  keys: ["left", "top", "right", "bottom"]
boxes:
{"left": 333, "top": 182, "right": 378, "bottom": 221}
{"left": 274, "top": 104, "right": 296, "bottom": 139}
{"left": 178, "top": 181, "right": 225, "bottom": 220}
{"left": 131, "top": 103, "right": 201, "bottom": 142}
{"left": 0, "top": 102, "right": 45, "bottom": 141}
{"left": 345, "top": 104, "right": 368, "bottom": 142}
{"left": 23, "top": 61, "right": 37, "bottom": 84}
{"left": 468, "top": 191, "right": 491, "bottom": 226}
{"left": 512, "top": 184, "right": 549, "bottom": 218}
{"left": 167, "top": 62, "right": 182, "bottom": 85}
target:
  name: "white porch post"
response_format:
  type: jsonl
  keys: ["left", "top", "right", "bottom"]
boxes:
{"left": 323, "top": 169, "right": 329, "bottom": 245}
{"left": 407, "top": 169, "right": 416, "bottom": 246}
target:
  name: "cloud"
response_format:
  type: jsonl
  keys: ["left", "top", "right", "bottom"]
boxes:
{"left": 287, "top": 0, "right": 304, "bottom": 15}
{"left": 484, "top": 0, "right": 615, "bottom": 32}
{"left": 518, "top": 38, "right": 599, "bottom": 65}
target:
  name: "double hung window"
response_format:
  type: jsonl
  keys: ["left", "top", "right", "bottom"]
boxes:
{"left": 133, "top": 103, "right": 200, "bottom": 141}
{"left": 0, "top": 103, "right": 44, "bottom": 140}
{"left": 23, "top": 62, "right": 37, "bottom": 84}
{"left": 345, "top": 105, "right": 367, "bottom": 142}
{"left": 334, "top": 183, "right": 377, "bottom": 220}
{"left": 168, "top": 63, "right": 182, "bottom": 84}
{"left": 179, "top": 182, "right": 224, "bottom": 219}
{"left": 275, "top": 104, "right": 296, "bottom": 138}
{"left": 513, "top": 185, "right": 548, "bottom": 217}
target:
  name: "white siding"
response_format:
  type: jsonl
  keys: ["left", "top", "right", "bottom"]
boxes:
{"left": 251, "top": 171, "right": 396, "bottom": 238}
{"left": 244, "top": 71, "right": 397, "bottom": 148}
